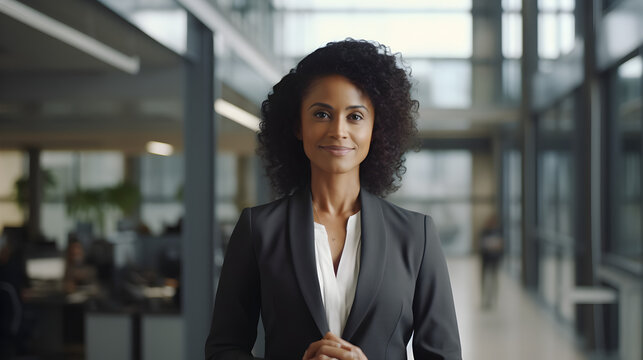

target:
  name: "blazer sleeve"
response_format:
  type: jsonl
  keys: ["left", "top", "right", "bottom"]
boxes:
{"left": 205, "top": 208, "right": 260, "bottom": 360}
{"left": 412, "top": 215, "right": 462, "bottom": 359}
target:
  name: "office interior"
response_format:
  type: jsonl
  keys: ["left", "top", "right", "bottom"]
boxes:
{"left": 0, "top": 0, "right": 640, "bottom": 359}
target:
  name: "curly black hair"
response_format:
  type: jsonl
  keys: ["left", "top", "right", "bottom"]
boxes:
{"left": 258, "top": 39, "right": 419, "bottom": 197}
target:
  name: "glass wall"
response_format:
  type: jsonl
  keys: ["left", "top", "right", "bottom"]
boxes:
{"left": 535, "top": 95, "right": 576, "bottom": 324}
{"left": 606, "top": 54, "right": 642, "bottom": 274}
{"left": 0, "top": 151, "right": 189, "bottom": 250}
{"left": 537, "top": 0, "right": 575, "bottom": 61}
{"left": 523, "top": 1, "right": 643, "bottom": 357}
{"left": 502, "top": 0, "right": 522, "bottom": 104}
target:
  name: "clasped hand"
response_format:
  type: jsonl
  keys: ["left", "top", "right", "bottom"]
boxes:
{"left": 302, "top": 332, "right": 368, "bottom": 360}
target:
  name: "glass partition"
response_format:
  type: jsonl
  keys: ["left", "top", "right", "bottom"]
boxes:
{"left": 535, "top": 94, "right": 576, "bottom": 324}
{"left": 606, "top": 55, "right": 642, "bottom": 273}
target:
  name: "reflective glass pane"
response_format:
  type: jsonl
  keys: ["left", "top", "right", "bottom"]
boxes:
{"left": 559, "top": 13, "right": 575, "bottom": 56}
{"left": 502, "top": 13, "right": 523, "bottom": 59}
{"left": 559, "top": 0, "right": 575, "bottom": 11}
{"left": 407, "top": 59, "right": 433, "bottom": 105}
{"left": 609, "top": 56, "right": 642, "bottom": 266}
{"left": 538, "top": 0, "right": 558, "bottom": 11}
{"left": 274, "top": 0, "right": 472, "bottom": 10}
{"left": 407, "top": 59, "right": 471, "bottom": 109}
{"left": 540, "top": 108, "right": 558, "bottom": 132}
{"left": 502, "top": 60, "right": 522, "bottom": 103}
{"left": 557, "top": 98, "right": 575, "bottom": 239}
{"left": 538, "top": 14, "right": 559, "bottom": 59}
{"left": 559, "top": 96, "right": 575, "bottom": 132}
{"left": 537, "top": 96, "right": 575, "bottom": 240}
{"left": 281, "top": 13, "right": 472, "bottom": 58}
{"left": 428, "top": 61, "right": 472, "bottom": 108}
{"left": 502, "top": 0, "right": 522, "bottom": 11}
{"left": 79, "top": 152, "right": 124, "bottom": 189}
{"left": 41, "top": 151, "right": 76, "bottom": 199}
{"left": 556, "top": 153, "right": 573, "bottom": 237}
{"left": 503, "top": 149, "right": 522, "bottom": 277}
{"left": 141, "top": 154, "right": 184, "bottom": 199}
{"left": 538, "top": 151, "right": 559, "bottom": 231}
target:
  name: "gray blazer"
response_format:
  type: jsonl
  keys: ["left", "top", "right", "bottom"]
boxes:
{"left": 205, "top": 188, "right": 461, "bottom": 360}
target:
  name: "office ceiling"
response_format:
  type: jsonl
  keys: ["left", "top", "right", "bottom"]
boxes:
{"left": 0, "top": 0, "right": 180, "bottom": 72}
{"left": 0, "top": 0, "right": 188, "bottom": 153}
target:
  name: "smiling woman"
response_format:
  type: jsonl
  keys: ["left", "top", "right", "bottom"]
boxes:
{"left": 205, "top": 39, "right": 462, "bottom": 360}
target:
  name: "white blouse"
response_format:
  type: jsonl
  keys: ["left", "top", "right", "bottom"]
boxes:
{"left": 313, "top": 211, "right": 362, "bottom": 337}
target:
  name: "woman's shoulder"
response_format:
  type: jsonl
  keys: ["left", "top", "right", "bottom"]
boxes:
{"left": 372, "top": 195, "right": 430, "bottom": 225}
{"left": 367, "top": 196, "right": 435, "bottom": 258}
{"left": 241, "top": 193, "right": 292, "bottom": 224}
{"left": 236, "top": 194, "right": 295, "bottom": 246}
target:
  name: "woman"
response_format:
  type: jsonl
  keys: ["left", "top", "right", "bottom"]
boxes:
{"left": 205, "top": 39, "right": 461, "bottom": 360}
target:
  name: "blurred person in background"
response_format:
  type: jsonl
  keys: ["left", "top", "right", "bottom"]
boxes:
{"left": 205, "top": 39, "right": 461, "bottom": 360}
{"left": 63, "top": 237, "right": 97, "bottom": 295}
{"left": 479, "top": 215, "right": 503, "bottom": 310}
{"left": 0, "top": 228, "right": 30, "bottom": 357}
{"left": 0, "top": 230, "right": 30, "bottom": 299}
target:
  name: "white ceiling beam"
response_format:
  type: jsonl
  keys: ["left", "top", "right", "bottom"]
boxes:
{"left": 214, "top": 99, "right": 260, "bottom": 132}
{"left": 0, "top": 0, "right": 140, "bottom": 74}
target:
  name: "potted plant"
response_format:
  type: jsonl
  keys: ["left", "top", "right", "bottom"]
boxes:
{"left": 13, "top": 169, "right": 57, "bottom": 216}
{"left": 65, "top": 182, "right": 141, "bottom": 238}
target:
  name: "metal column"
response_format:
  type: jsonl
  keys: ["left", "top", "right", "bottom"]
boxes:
{"left": 182, "top": 13, "right": 215, "bottom": 360}
{"left": 27, "top": 148, "right": 42, "bottom": 241}
{"left": 520, "top": 0, "right": 539, "bottom": 288}
{"left": 576, "top": 0, "right": 599, "bottom": 349}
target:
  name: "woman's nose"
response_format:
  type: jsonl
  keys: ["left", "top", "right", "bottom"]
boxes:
{"left": 328, "top": 118, "right": 348, "bottom": 139}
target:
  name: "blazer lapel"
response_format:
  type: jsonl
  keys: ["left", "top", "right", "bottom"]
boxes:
{"left": 288, "top": 188, "right": 329, "bottom": 336}
{"left": 342, "top": 189, "right": 388, "bottom": 341}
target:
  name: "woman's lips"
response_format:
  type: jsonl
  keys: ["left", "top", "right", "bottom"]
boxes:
{"left": 320, "top": 145, "right": 354, "bottom": 156}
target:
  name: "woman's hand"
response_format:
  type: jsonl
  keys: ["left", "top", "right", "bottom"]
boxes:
{"left": 302, "top": 332, "right": 368, "bottom": 360}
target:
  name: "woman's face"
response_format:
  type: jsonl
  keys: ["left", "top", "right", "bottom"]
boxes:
{"left": 298, "top": 74, "right": 374, "bottom": 177}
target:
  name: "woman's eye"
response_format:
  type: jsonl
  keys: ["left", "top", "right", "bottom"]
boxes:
{"left": 348, "top": 113, "right": 363, "bottom": 121}
{"left": 314, "top": 112, "right": 330, "bottom": 119}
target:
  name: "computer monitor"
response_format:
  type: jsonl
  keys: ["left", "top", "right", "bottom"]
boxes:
{"left": 26, "top": 257, "right": 65, "bottom": 280}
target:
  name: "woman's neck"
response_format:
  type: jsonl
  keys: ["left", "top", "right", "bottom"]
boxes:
{"left": 309, "top": 169, "right": 361, "bottom": 216}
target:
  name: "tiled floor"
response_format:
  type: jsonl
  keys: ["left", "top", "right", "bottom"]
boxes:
{"left": 421, "top": 256, "right": 588, "bottom": 360}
